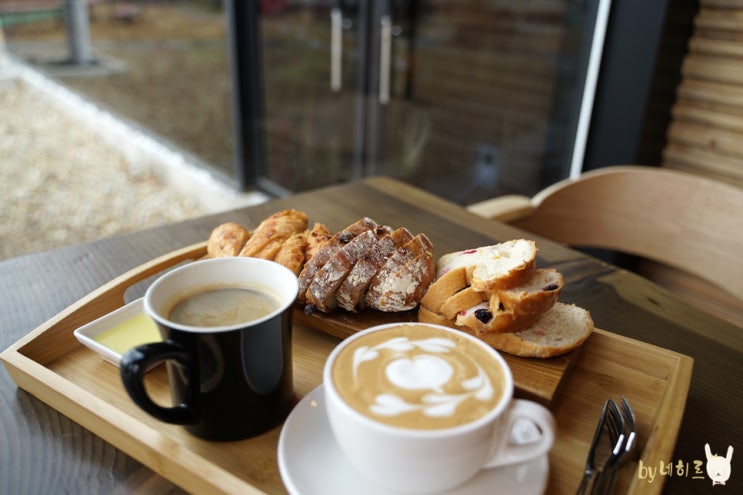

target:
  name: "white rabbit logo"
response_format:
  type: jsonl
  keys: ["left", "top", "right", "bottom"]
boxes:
{"left": 704, "top": 443, "right": 733, "bottom": 486}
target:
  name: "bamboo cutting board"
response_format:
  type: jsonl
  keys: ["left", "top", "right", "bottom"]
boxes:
{"left": 0, "top": 242, "right": 693, "bottom": 495}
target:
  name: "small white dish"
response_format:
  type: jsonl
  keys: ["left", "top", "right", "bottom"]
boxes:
{"left": 74, "top": 298, "right": 161, "bottom": 366}
{"left": 278, "top": 385, "right": 549, "bottom": 495}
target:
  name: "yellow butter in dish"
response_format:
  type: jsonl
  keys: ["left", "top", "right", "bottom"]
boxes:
{"left": 74, "top": 298, "right": 161, "bottom": 366}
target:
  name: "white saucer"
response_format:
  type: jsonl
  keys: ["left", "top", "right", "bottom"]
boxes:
{"left": 278, "top": 385, "right": 549, "bottom": 495}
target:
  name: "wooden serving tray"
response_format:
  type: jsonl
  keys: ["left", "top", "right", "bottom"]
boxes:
{"left": 1, "top": 243, "right": 693, "bottom": 495}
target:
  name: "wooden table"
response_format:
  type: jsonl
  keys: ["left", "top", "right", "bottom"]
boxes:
{"left": 0, "top": 177, "right": 740, "bottom": 494}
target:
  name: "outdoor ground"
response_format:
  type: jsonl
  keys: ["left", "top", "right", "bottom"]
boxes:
{"left": 4, "top": 1, "right": 235, "bottom": 175}
{"left": 0, "top": 2, "right": 263, "bottom": 261}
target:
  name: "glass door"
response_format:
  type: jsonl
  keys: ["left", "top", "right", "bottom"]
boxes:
{"left": 250, "top": 0, "right": 369, "bottom": 195}
{"left": 231, "top": 1, "right": 607, "bottom": 203}
{"left": 365, "top": 0, "right": 606, "bottom": 204}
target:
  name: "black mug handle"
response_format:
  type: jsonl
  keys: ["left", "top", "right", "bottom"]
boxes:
{"left": 120, "top": 341, "right": 199, "bottom": 425}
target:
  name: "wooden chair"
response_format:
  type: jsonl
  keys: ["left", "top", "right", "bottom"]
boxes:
{"left": 468, "top": 165, "right": 743, "bottom": 328}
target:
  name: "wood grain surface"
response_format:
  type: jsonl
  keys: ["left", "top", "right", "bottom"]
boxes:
{"left": 1, "top": 177, "right": 741, "bottom": 495}
{"left": 664, "top": 2, "right": 743, "bottom": 188}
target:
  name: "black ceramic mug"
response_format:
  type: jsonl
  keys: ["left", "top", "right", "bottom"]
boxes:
{"left": 120, "top": 257, "right": 299, "bottom": 441}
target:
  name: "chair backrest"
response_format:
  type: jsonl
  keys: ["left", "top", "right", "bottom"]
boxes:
{"left": 510, "top": 166, "right": 743, "bottom": 301}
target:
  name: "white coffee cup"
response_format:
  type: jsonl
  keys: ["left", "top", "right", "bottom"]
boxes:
{"left": 323, "top": 322, "right": 555, "bottom": 494}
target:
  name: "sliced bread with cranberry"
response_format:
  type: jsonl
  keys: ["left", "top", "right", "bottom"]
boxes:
{"left": 418, "top": 305, "right": 458, "bottom": 328}
{"left": 436, "top": 240, "right": 537, "bottom": 292}
{"left": 435, "top": 268, "right": 562, "bottom": 321}
{"left": 455, "top": 301, "right": 542, "bottom": 334}
{"left": 419, "top": 266, "right": 468, "bottom": 313}
{"left": 439, "top": 287, "right": 487, "bottom": 320}
{"left": 490, "top": 268, "right": 563, "bottom": 316}
{"left": 470, "top": 303, "right": 594, "bottom": 357}
{"left": 419, "top": 302, "right": 593, "bottom": 358}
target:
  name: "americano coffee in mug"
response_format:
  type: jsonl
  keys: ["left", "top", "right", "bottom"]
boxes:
{"left": 324, "top": 322, "right": 555, "bottom": 493}
{"left": 166, "top": 286, "right": 281, "bottom": 328}
{"left": 120, "top": 256, "right": 298, "bottom": 441}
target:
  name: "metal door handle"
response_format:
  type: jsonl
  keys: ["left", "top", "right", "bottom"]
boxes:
{"left": 330, "top": 7, "right": 342, "bottom": 92}
{"left": 379, "top": 14, "right": 391, "bottom": 105}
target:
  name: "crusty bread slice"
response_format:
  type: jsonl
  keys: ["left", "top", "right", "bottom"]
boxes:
{"left": 336, "top": 227, "right": 414, "bottom": 312}
{"left": 469, "top": 303, "right": 594, "bottom": 357}
{"left": 366, "top": 233, "right": 435, "bottom": 312}
{"left": 366, "top": 249, "right": 435, "bottom": 312}
{"left": 436, "top": 240, "right": 537, "bottom": 292}
{"left": 306, "top": 226, "right": 392, "bottom": 312}
{"left": 297, "top": 217, "right": 378, "bottom": 303}
{"left": 456, "top": 301, "right": 541, "bottom": 334}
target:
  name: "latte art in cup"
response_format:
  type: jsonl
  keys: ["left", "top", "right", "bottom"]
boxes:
{"left": 331, "top": 324, "right": 505, "bottom": 429}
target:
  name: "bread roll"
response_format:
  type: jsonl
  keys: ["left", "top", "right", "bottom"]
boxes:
{"left": 207, "top": 222, "right": 250, "bottom": 258}
{"left": 239, "top": 209, "right": 308, "bottom": 258}
{"left": 273, "top": 231, "right": 309, "bottom": 275}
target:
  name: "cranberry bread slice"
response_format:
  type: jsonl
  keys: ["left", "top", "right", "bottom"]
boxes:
{"left": 297, "top": 217, "right": 378, "bottom": 303}
{"left": 417, "top": 305, "right": 458, "bottom": 329}
{"left": 306, "top": 226, "right": 392, "bottom": 312}
{"left": 455, "top": 301, "right": 541, "bottom": 334}
{"left": 419, "top": 266, "right": 468, "bottom": 313}
{"left": 493, "top": 269, "right": 563, "bottom": 316}
{"left": 336, "top": 227, "right": 414, "bottom": 312}
{"left": 436, "top": 240, "right": 537, "bottom": 292}
{"left": 427, "top": 268, "right": 562, "bottom": 321}
{"left": 470, "top": 303, "right": 594, "bottom": 358}
{"left": 439, "top": 287, "right": 487, "bottom": 320}
{"left": 365, "top": 233, "right": 435, "bottom": 312}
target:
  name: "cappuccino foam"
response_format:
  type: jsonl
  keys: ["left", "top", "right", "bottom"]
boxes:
{"left": 331, "top": 324, "right": 505, "bottom": 429}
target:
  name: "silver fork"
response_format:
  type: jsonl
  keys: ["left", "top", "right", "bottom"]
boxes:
{"left": 575, "top": 400, "right": 625, "bottom": 495}
{"left": 592, "top": 397, "right": 637, "bottom": 495}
